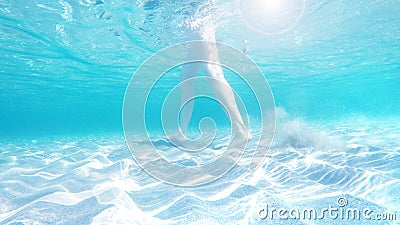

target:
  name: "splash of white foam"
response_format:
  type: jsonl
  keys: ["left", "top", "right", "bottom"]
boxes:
{"left": 272, "top": 107, "right": 342, "bottom": 148}
{"left": 59, "top": 0, "right": 73, "bottom": 22}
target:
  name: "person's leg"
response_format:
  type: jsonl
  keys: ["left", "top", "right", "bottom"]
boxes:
{"left": 169, "top": 62, "right": 200, "bottom": 144}
{"left": 202, "top": 62, "right": 252, "bottom": 142}
{"left": 179, "top": 63, "right": 200, "bottom": 134}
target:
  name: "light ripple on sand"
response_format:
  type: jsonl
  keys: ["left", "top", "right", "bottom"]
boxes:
{"left": 1, "top": 118, "right": 400, "bottom": 224}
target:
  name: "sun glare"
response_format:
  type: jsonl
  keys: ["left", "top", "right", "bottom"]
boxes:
{"left": 259, "top": 0, "right": 284, "bottom": 13}
{"left": 238, "top": 0, "right": 306, "bottom": 35}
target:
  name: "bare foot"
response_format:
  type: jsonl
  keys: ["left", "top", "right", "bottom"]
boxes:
{"left": 167, "top": 131, "right": 187, "bottom": 146}
{"left": 230, "top": 130, "right": 252, "bottom": 148}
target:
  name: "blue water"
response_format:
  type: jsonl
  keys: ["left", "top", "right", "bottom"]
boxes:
{"left": 1, "top": 0, "right": 399, "bottom": 224}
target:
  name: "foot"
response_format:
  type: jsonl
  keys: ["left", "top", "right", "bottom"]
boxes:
{"left": 168, "top": 131, "right": 213, "bottom": 151}
{"left": 230, "top": 129, "right": 252, "bottom": 148}
{"left": 167, "top": 131, "right": 187, "bottom": 146}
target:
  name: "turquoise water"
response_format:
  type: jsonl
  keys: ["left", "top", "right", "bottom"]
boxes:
{"left": 1, "top": 0, "right": 399, "bottom": 224}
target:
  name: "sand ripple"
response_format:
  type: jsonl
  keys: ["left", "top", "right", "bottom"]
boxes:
{"left": 1, "top": 119, "right": 399, "bottom": 224}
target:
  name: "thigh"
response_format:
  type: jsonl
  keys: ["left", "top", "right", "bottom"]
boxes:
{"left": 202, "top": 62, "right": 227, "bottom": 83}
{"left": 180, "top": 62, "right": 201, "bottom": 82}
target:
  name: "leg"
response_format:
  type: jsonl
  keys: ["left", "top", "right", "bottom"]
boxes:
{"left": 175, "top": 62, "right": 200, "bottom": 140}
{"left": 202, "top": 62, "right": 252, "bottom": 141}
